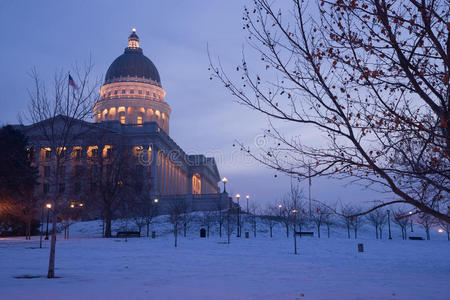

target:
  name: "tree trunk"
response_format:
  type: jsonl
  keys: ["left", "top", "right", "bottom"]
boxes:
{"left": 183, "top": 222, "right": 187, "bottom": 237}
{"left": 285, "top": 223, "right": 289, "bottom": 238}
{"left": 104, "top": 208, "right": 112, "bottom": 238}
{"left": 174, "top": 223, "right": 178, "bottom": 248}
{"left": 347, "top": 225, "right": 350, "bottom": 239}
{"left": 270, "top": 225, "right": 273, "bottom": 238}
{"left": 379, "top": 227, "right": 383, "bottom": 239}
{"left": 317, "top": 224, "right": 321, "bottom": 238}
{"left": 47, "top": 213, "right": 57, "bottom": 278}
{"left": 26, "top": 219, "right": 31, "bottom": 240}
{"left": 327, "top": 224, "right": 330, "bottom": 238}
{"left": 426, "top": 228, "right": 430, "bottom": 240}
{"left": 146, "top": 222, "right": 149, "bottom": 237}
{"left": 375, "top": 225, "right": 378, "bottom": 239}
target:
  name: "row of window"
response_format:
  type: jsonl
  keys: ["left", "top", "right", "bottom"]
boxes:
{"left": 41, "top": 164, "right": 147, "bottom": 194}
{"left": 103, "top": 89, "right": 161, "bottom": 100}
{"left": 36, "top": 146, "right": 128, "bottom": 162}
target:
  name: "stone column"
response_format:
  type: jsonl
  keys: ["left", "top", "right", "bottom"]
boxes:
{"left": 142, "top": 144, "right": 150, "bottom": 190}
{"left": 81, "top": 144, "right": 87, "bottom": 193}
{"left": 150, "top": 145, "right": 159, "bottom": 195}
{"left": 64, "top": 147, "right": 71, "bottom": 197}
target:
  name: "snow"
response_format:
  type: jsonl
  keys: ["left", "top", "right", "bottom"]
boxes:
{"left": 0, "top": 218, "right": 449, "bottom": 300}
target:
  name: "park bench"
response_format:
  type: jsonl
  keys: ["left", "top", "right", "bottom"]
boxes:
{"left": 295, "top": 231, "right": 314, "bottom": 237}
{"left": 116, "top": 231, "right": 140, "bottom": 238}
{"left": 408, "top": 236, "right": 424, "bottom": 240}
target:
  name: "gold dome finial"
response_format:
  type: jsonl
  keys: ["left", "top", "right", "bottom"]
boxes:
{"left": 128, "top": 28, "right": 139, "bottom": 48}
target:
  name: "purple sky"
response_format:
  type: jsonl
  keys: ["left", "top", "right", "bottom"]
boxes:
{"left": 0, "top": 1, "right": 387, "bottom": 209}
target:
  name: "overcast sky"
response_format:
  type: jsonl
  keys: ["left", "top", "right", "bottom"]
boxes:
{"left": 0, "top": 0, "right": 390, "bottom": 209}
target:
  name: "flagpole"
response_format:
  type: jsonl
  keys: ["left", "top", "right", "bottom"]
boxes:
{"left": 67, "top": 72, "right": 70, "bottom": 114}
{"left": 308, "top": 166, "right": 311, "bottom": 217}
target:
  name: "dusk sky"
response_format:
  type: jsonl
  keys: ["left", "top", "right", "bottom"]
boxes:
{"left": 0, "top": 0, "right": 385, "bottom": 208}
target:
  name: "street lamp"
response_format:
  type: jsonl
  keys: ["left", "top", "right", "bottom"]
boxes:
{"left": 246, "top": 195, "right": 250, "bottom": 214}
{"left": 387, "top": 209, "right": 392, "bottom": 240}
{"left": 408, "top": 211, "right": 414, "bottom": 232}
{"left": 278, "top": 204, "right": 282, "bottom": 216}
{"left": 45, "top": 203, "right": 52, "bottom": 240}
{"left": 292, "top": 209, "right": 298, "bottom": 255}
{"left": 154, "top": 198, "right": 159, "bottom": 204}
{"left": 236, "top": 194, "right": 241, "bottom": 237}
{"left": 221, "top": 177, "right": 228, "bottom": 193}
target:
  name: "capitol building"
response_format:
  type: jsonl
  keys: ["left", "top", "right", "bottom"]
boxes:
{"left": 20, "top": 29, "right": 229, "bottom": 213}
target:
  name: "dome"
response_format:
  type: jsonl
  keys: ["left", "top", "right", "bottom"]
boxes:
{"left": 104, "top": 30, "right": 161, "bottom": 87}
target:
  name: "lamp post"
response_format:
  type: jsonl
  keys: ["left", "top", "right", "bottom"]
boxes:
{"left": 236, "top": 194, "right": 241, "bottom": 237}
{"left": 387, "top": 209, "right": 392, "bottom": 239}
{"left": 246, "top": 195, "right": 250, "bottom": 214}
{"left": 409, "top": 211, "right": 414, "bottom": 232}
{"left": 278, "top": 204, "right": 282, "bottom": 217}
{"left": 221, "top": 177, "right": 228, "bottom": 193}
{"left": 39, "top": 206, "right": 44, "bottom": 248}
{"left": 292, "top": 209, "right": 298, "bottom": 255}
{"left": 45, "top": 203, "right": 52, "bottom": 240}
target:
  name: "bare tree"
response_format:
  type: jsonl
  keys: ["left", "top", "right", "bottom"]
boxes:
{"left": 340, "top": 204, "right": 355, "bottom": 239}
{"left": 417, "top": 212, "right": 436, "bottom": 240}
{"left": 24, "top": 63, "right": 100, "bottom": 278}
{"left": 393, "top": 209, "right": 409, "bottom": 240}
{"left": 201, "top": 210, "right": 216, "bottom": 238}
{"left": 248, "top": 201, "right": 260, "bottom": 237}
{"left": 350, "top": 207, "right": 364, "bottom": 239}
{"left": 322, "top": 208, "right": 336, "bottom": 238}
{"left": 210, "top": 0, "right": 449, "bottom": 223}
{"left": 311, "top": 204, "right": 328, "bottom": 238}
{"left": 261, "top": 204, "right": 279, "bottom": 238}
{"left": 215, "top": 196, "right": 227, "bottom": 237}
{"left": 87, "top": 143, "right": 138, "bottom": 238}
{"left": 438, "top": 219, "right": 450, "bottom": 241}
{"left": 168, "top": 200, "right": 184, "bottom": 247}
{"left": 179, "top": 199, "right": 193, "bottom": 238}
{"left": 366, "top": 209, "right": 387, "bottom": 239}
{"left": 279, "top": 197, "right": 293, "bottom": 238}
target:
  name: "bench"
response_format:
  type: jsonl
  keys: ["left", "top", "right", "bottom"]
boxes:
{"left": 116, "top": 231, "right": 140, "bottom": 238}
{"left": 409, "top": 236, "right": 424, "bottom": 240}
{"left": 295, "top": 231, "right": 314, "bottom": 237}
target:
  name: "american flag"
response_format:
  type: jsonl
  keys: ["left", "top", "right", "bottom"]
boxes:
{"left": 68, "top": 74, "right": 78, "bottom": 89}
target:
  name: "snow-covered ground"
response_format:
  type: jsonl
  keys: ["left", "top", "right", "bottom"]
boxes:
{"left": 0, "top": 218, "right": 449, "bottom": 300}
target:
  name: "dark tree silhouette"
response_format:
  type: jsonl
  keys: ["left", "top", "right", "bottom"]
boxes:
{"left": 0, "top": 126, "right": 38, "bottom": 240}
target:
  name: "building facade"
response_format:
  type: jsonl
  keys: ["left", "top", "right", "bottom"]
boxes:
{"left": 19, "top": 30, "right": 229, "bottom": 213}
